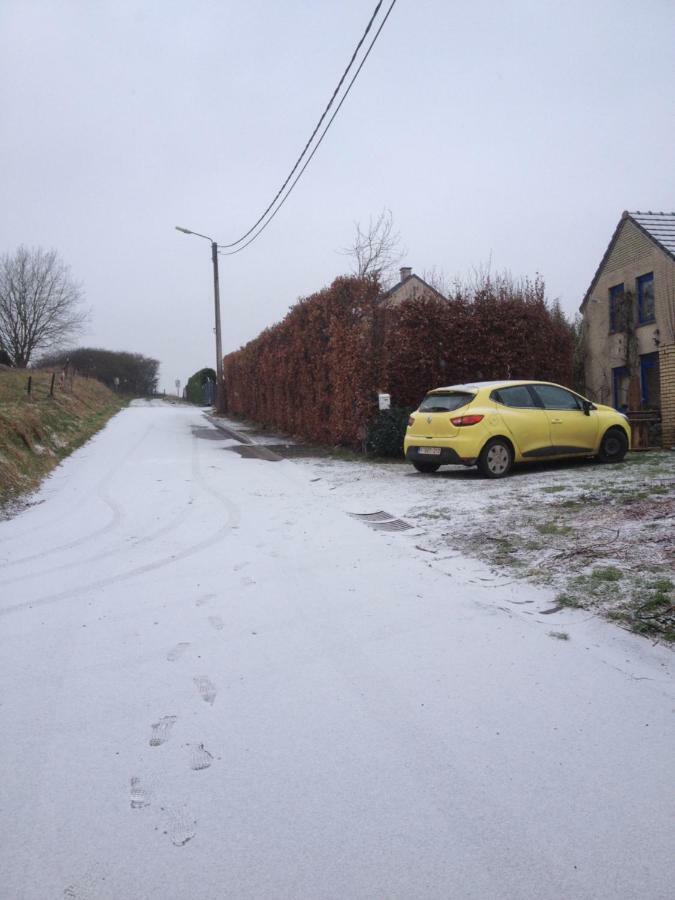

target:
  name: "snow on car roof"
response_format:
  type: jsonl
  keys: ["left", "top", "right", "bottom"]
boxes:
{"left": 428, "top": 380, "right": 530, "bottom": 392}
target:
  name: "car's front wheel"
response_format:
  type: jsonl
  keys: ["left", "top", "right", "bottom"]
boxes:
{"left": 477, "top": 438, "right": 513, "bottom": 478}
{"left": 598, "top": 427, "right": 628, "bottom": 463}
{"left": 412, "top": 461, "right": 441, "bottom": 473}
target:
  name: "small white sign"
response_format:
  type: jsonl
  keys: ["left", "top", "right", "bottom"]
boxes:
{"left": 378, "top": 393, "right": 391, "bottom": 411}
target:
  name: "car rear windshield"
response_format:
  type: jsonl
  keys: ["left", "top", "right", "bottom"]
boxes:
{"left": 419, "top": 391, "right": 473, "bottom": 412}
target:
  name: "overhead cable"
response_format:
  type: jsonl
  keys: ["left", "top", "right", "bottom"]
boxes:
{"left": 220, "top": 0, "right": 398, "bottom": 257}
{"left": 219, "top": 0, "right": 385, "bottom": 249}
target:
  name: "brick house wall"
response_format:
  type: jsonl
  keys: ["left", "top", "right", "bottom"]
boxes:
{"left": 660, "top": 343, "right": 675, "bottom": 448}
{"left": 581, "top": 213, "right": 675, "bottom": 447}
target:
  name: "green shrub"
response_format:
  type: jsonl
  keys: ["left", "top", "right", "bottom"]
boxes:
{"left": 186, "top": 368, "right": 216, "bottom": 405}
{"left": 365, "top": 407, "right": 413, "bottom": 457}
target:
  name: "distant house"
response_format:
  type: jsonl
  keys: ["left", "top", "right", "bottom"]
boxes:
{"left": 580, "top": 211, "right": 675, "bottom": 447}
{"left": 380, "top": 267, "right": 447, "bottom": 307}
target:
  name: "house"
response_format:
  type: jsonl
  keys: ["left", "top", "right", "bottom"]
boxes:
{"left": 580, "top": 211, "right": 675, "bottom": 448}
{"left": 381, "top": 267, "right": 447, "bottom": 307}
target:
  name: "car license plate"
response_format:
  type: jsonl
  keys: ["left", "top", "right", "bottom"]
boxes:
{"left": 419, "top": 447, "right": 441, "bottom": 456}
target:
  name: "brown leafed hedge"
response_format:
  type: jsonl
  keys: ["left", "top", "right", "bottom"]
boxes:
{"left": 222, "top": 274, "right": 573, "bottom": 447}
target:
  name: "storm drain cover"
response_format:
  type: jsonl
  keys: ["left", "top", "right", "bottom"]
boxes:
{"left": 347, "top": 511, "right": 395, "bottom": 522}
{"left": 348, "top": 510, "right": 413, "bottom": 532}
{"left": 367, "top": 519, "right": 413, "bottom": 532}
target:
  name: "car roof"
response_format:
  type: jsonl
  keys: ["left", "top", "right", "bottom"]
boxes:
{"left": 428, "top": 379, "right": 535, "bottom": 393}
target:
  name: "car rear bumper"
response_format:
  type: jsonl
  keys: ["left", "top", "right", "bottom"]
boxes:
{"left": 405, "top": 446, "right": 476, "bottom": 467}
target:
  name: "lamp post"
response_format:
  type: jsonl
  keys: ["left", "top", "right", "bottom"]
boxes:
{"left": 175, "top": 226, "right": 225, "bottom": 413}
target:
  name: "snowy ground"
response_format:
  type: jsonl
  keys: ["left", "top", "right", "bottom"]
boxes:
{"left": 1, "top": 402, "right": 673, "bottom": 899}
{"left": 217, "top": 415, "right": 675, "bottom": 640}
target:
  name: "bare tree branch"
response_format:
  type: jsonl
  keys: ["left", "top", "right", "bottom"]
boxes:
{"left": 340, "top": 208, "right": 405, "bottom": 286}
{"left": 0, "top": 246, "right": 88, "bottom": 367}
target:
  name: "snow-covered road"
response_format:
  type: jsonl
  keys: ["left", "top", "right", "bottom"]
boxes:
{"left": 1, "top": 403, "right": 673, "bottom": 900}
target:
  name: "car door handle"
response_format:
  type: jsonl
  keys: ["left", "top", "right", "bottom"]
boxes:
{"left": 550, "top": 418, "right": 563, "bottom": 424}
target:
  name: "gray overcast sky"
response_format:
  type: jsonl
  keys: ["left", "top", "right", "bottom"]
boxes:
{"left": 2, "top": 0, "right": 674, "bottom": 393}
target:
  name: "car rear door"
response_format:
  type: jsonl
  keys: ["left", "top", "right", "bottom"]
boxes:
{"left": 530, "top": 383, "right": 599, "bottom": 453}
{"left": 490, "top": 385, "right": 551, "bottom": 458}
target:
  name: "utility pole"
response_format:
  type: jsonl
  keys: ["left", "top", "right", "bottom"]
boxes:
{"left": 211, "top": 240, "right": 224, "bottom": 414}
{"left": 176, "top": 226, "right": 226, "bottom": 414}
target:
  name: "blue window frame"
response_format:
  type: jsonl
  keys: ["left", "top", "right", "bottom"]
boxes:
{"left": 612, "top": 366, "right": 630, "bottom": 412}
{"left": 640, "top": 352, "right": 660, "bottom": 408}
{"left": 637, "top": 272, "right": 655, "bottom": 324}
{"left": 609, "top": 283, "right": 625, "bottom": 332}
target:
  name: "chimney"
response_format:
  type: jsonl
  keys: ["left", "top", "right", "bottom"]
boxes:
{"left": 400, "top": 266, "right": 412, "bottom": 283}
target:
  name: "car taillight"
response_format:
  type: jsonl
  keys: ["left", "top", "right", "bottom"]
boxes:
{"left": 407, "top": 416, "right": 415, "bottom": 426}
{"left": 450, "top": 414, "right": 484, "bottom": 426}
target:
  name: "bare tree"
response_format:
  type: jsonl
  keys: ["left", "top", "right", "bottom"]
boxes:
{"left": 341, "top": 209, "right": 405, "bottom": 285}
{"left": 0, "top": 246, "right": 88, "bottom": 367}
{"left": 421, "top": 266, "right": 451, "bottom": 297}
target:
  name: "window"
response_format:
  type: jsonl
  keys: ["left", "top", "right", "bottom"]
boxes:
{"left": 491, "top": 385, "right": 538, "bottom": 408}
{"left": 612, "top": 366, "right": 630, "bottom": 412}
{"left": 640, "top": 352, "right": 660, "bottom": 408}
{"left": 531, "top": 384, "right": 582, "bottom": 411}
{"left": 609, "top": 283, "right": 625, "bottom": 332}
{"left": 637, "top": 273, "right": 655, "bottom": 324}
{"left": 419, "top": 392, "right": 473, "bottom": 412}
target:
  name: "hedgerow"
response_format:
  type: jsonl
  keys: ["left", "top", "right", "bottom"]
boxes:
{"left": 222, "top": 273, "right": 573, "bottom": 449}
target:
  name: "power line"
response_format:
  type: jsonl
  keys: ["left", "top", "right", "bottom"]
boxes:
{"left": 220, "top": 0, "right": 398, "bottom": 255}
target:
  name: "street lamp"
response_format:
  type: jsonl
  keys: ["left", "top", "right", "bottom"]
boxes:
{"left": 175, "top": 226, "right": 225, "bottom": 413}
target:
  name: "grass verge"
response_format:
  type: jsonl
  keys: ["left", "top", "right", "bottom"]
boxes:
{"left": 0, "top": 368, "right": 126, "bottom": 512}
{"left": 449, "top": 453, "right": 674, "bottom": 642}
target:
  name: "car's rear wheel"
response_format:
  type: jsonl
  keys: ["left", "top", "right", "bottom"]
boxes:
{"left": 412, "top": 461, "right": 441, "bottom": 473}
{"left": 598, "top": 427, "right": 628, "bottom": 463}
{"left": 477, "top": 438, "right": 513, "bottom": 478}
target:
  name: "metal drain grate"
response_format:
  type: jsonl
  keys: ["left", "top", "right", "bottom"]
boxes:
{"left": 367, "top": 519, "right": 413, "bottom": 532}
{"left": 347, "top": 510, "right": 395, "bottom": 522}
{"left": 348, "top": 510, "right": 414, "bottom": 532}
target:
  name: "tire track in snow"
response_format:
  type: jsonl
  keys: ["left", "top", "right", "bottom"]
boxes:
{"left": 0, "top": 422, "right": 156, "bottom": 568}
{"left": 2, "top": 433, "right": 201, "bottom": 587}
{"left": 0, "top": 430, "right": 241, "bottom": 617}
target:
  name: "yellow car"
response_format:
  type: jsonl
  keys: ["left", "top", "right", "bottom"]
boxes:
{"left": 404, "top": 380, "right": 631, "bottom": 478}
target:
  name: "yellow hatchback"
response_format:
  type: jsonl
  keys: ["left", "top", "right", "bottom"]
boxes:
{"left": 404, "top": 380, "right": 631, "bottom": 478}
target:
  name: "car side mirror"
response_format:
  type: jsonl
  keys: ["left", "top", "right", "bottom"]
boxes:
{"left": 582, "top": 400, "right": 595, "bottom": 416}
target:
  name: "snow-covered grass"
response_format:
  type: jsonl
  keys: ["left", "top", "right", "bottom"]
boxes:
{"left": 0, "top": 369, "right": 125, "bottom": 507}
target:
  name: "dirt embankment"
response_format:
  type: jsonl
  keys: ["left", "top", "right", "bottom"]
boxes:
{"left": 0, "top": 368, "right": 126, "bottom": 507}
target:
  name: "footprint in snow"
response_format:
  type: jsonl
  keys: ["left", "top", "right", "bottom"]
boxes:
{"left": 64, "top": 885, "right": 93, "bottom": 900}
{"left": 160, "top": 804, "right": 196, "bottom": 847}
{"left": 63, "top": 869, "right": 103, "bottom": 899}
{"left": 208, "top": 615, "right": 224, "bottom": 631}
{"left": 130, "top": 776, "right": 152, "bottom": 809}
{"left": 195, "top": 593, "right": 215, "bottom": 607}
{"left": 194, "top": 676, "right": 217, "bottom": 705}
{"left": 149, "top": 715, "right": 177, "bottom": 746}
{"left": 189, "top": 743, "right": 213, "bottom": 770}
{"left": 166, "top": 642, "right": 190, "bottom": 661}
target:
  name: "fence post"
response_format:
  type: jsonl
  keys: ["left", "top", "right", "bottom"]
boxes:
{"left": 50, "top": 372, "right": 56, "bottom": 397}
{"left": 27, "top": 375, "right": 32, "bottom": 396}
